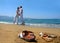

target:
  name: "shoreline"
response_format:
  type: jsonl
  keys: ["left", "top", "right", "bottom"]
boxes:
{"left": 0, "top": 23, "right": 60, "bottom": 29}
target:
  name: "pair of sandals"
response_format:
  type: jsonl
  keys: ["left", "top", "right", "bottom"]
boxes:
{"left": 18, "top": 30, "right": 57, "bottom": 42}
{"left": 39, "top": 32, "right": 57, "bottom": 42}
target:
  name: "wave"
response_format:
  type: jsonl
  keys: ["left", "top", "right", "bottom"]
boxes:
{"left": 25, "top": 23, "right": 60, "bottom": 28}
{"left": 0, "top": 21, "right": 13, "bottom": 24}
{"left": 0, "top": 21, "right": 60, "bottom": 28}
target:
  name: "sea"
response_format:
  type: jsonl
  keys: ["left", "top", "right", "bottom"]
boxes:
{"left": 0, "top": 16, "right": 60, "bottom": 28}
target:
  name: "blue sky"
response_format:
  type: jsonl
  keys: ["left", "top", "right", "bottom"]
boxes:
{"left": 0, "top": 0, "right": 60, "bottom": 19}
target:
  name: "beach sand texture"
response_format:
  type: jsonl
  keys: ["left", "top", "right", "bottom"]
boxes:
{"left": 0, "top": 24, "right": 60, "bottom": 43}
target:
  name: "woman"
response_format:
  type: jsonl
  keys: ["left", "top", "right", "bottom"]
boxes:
{"left": 14, "top": 7, "right": 20, "bottom": 24}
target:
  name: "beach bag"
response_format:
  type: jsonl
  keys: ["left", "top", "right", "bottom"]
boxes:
{"left": 18, "top": 30, "right": 36, "bottom": 42}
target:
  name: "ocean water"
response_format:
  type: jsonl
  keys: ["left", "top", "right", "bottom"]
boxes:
{"left": 0, "top": 16, "right": 60, "bottom": 28}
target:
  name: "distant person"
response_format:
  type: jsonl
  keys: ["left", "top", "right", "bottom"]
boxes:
{"left": 14, "top": 7, "right": 20, "bottom": 24}
{"left": 19, "top": 6, "right": 25, "bottom": 25}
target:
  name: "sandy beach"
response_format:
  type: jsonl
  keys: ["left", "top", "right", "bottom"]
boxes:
{"left": 0, "top": 23, "right": 60, "bottom": 43}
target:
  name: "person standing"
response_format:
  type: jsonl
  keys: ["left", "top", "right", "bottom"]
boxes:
{"left": 14, "top": 7, "right": 20, "bottom": 24}
{"left": 19, "top": 6, "right": 25, "bottom": 25}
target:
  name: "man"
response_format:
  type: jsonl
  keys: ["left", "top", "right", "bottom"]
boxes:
{"left": 19, "top": 6, "right": 25, "bottom": 25}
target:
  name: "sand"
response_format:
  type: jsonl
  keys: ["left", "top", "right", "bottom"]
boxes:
{"left": 0, "top": 23, "right": 60, "bottom": 43}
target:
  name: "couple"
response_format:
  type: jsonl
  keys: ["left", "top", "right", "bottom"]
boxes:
{"left": 14, "top": 6, "right": 25, "bottom": 25}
